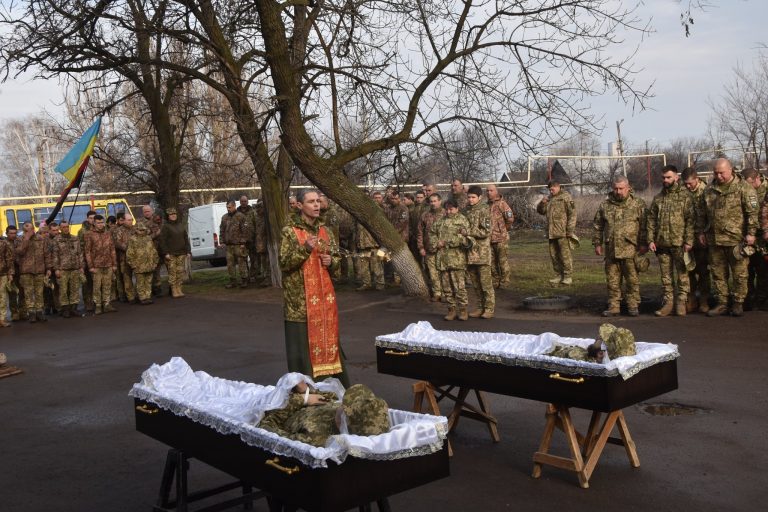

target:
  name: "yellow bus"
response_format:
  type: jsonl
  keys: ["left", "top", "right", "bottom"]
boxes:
{"left": 0, "top": 198, "right": 132, "bottom": 235}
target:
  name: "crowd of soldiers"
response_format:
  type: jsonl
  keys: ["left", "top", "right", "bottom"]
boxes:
{"left": 0, "top": 204, "right": 190, "bottom": 326}
{"left": 592, "top": 158, "right": 768, "bottom": 318}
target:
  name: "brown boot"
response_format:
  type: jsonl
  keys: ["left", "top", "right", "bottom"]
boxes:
{"left": 602, "top": 305, "right": 620, "bottom": 317}
{"left": 730, "top": 302, "right": 744, "bottom": 317}
{"left": 468, "top": 309, "right": 483, "bottom": 318}
{"left": 444, "top": 307, "right": 457, "bottom": 321}
{"left": 457, "top": 308, "right": 469, "bottom": 321}
{"left": 675, "top": 302, "right": 687, "bottom": 316}
{"left": 171, "top": 285, "right": 185, "bottom": 298}
{"left": 706, "top": 303, "right": 727, "bottom": 317}
{"left": 698, "top": 295, "right": 710, "bottom": 314}
{"left": 686, "top": 296, "right": 699, "bottom": 313}
{"left": 654, "top": 301, "right": 673, "bottom": 317}
{"left": 480, "top": 310, "right": 495, "bottom": 319}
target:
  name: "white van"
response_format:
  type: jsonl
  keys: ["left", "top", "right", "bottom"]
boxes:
{"left": 188, "top": 200, "right": 260, "bottom": 266}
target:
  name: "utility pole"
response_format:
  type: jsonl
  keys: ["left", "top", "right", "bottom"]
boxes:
{"left": 37, "top": 136, "right": 47, "bottom": 199}
{"left": 645, "top": 139, "right": 651, "bottom": 190}
{"left": 616, "top": 120, "right": 627, "bottom": 177}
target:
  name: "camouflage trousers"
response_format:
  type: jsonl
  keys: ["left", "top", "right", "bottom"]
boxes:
{"left": 247, "top": 243, "right": 259, "bottom": 280}
{"left": 747, "top": 251, "right": 768, "bottom": 303}
{"left": 226, "top": 244, "right": 249, "bottom": 284}
{"left": 135, "top": 272, "right": 153, "bottom": 301}
{"left": 709, "top": 245, "right": 748, "bottom": 304}
{"left": 424, "top": 253, "right": 443, "bottom": 298}
{"left": 0, "top": 275, "right": 9, "bottom": 322}
{"left": 548, "top": 237, "right": 573, "bottom": 278}
{"left": 44, "top": 275, "right": 60, "bottom": 311}
{"left": 355, "top": 249, "right": 384, "bottom": 289}
{"left": 688, "top": 246, "right": 710, "bottom": 300}
{"left": 20, "top": 273, "right": 45, "bottom": 312}
{"left": 604, "top": 256, "right": 640, "bottom": 309}
{"left": 491, "top": 242, "right": 511, "bottom": 287}
{"left": 58, "top": 270, "right": 82, "bottom": 306}
{"left": 440, "top": 269, "right": 468, "bottom": 307}
{"left": 118, "top": 260, "right": 136, "bottom": 301}
{"left": 9, "top": 273, "right": 26, "bottom": 318}
{"left": 467, "top": 264, "right": 495, "bottom": 313}
{"left": 82, "top": 267, "right": 95, "bottom": 311}
{"left": 255, "top": 252, "right": 271, "bottom": 282}
{"left": 166, "top": 254, "right": 187, "bottom": 288}
{"left": 114, "top": 256, "right": 126, "bottom": 301}
{"left": 92, "top": 268, "right": 114, "bottom": 307}
{"left": 655, "top": 247, "right": 690, "bottom": 304}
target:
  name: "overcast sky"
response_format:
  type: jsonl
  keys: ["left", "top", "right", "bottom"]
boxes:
{"left": 0, "top": 1, "right": 764, "bottom": 157}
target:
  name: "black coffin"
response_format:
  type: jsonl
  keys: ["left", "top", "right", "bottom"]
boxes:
{"left": 134, "top": 398, "right": 450, "bottom": 512}
{"left": 376, "top": 347, "right": 678, "bottom": 412}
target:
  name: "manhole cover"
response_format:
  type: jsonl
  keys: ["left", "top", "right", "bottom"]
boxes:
{"left": 637, "top": 402, "right": 712, "bottom": 416}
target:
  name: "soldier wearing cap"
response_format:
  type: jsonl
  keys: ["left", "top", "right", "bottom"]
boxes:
{"left": 537, "top": 180, "right": 577, "bottom": 286}
{"left": 695, "top": 158, "right": 759, "bottom": 317}
{"left": 592, "top": 176, "right": 648, "bottom": 317}
{"left": 682, "top": 167, "right": 711, "bottom": 313}
{"left": 742, "top": 168, "right": 768, "bottom": 309}
{"left": 647, "top": 165, "right": 695, "bottom": 317}
{"left": 159, "top": 207, "right": 191, "bottom": 298}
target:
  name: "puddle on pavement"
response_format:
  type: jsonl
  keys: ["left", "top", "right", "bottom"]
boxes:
{"left": 637, "top": 402, "right": 712, "bottom": 416}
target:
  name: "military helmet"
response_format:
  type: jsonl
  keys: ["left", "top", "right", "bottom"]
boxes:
{"left": 683, "top": 251, "right": 696, "bottom": 272}
{"left": 634, "top": 254, "right": 650, "bottom": 273}
{"left": 342, "top": 384, "right": 390, "bottom": 437}
{"left": 598, "top": 323, "right": 637, "bottom": 358}
{"left": 732, "top": 242, "right": 756, "bottom": 261}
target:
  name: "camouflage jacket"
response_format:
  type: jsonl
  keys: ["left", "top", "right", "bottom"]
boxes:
{"left": 111, "top": 224, "right": 134, "bottom": 259}
{"left": 430, "top": 212, "right": 470, "bottom": 270}
{"left": 219, "top": 211, "right": 250, "bottom": 245}
{"left": 136, "top": 217, "right": 162, "bottom": 245}
{"left": 126, "top": 232, "right": 160, "bottom": 273}
{"left": 761, "top": 189, "right": 768, "bottom": 233}
{"left": 320, "top": 203, "right": 342, "bottom": 245}
{"left": 488, "top": 197, "right": 514, "bottom": 243}
{"left": 52, "top": 233, "right": 84, "bottom": 271}
{"left": 355, "top": 222, "right": 378, "bottom": 250}
{"left": 753, "top": 179, "right": 768, "bottom": 236}
{"left": 688, "top": 179, "right": 707, "bottom": 249}
{"left": 15, "top": 233, "right": 53, "bottom": 274}
{"left": 450, "top": 191, "right": 468, "bottom": 211}
{"left": 536, "top": 190, "right": 576, "bottom": 240}
{"left": 0, "top": 239, "right": 14, "bottom": 274}
{"left": 252, "top": 209, "right": 268, "bottom": 253}
{"left": 409, "top": 203, "right": 427, "bottom": 243}
{"left": 279, "top": 214, "right": 340, "bottom": 322}
{"left": 84, "top": 228, "right": 117, "bottom": 269}
{"left": 463, "top": 202, "right": 492, "bottom": 265}
{"left": 417, "top": 207, "right": 444, "bottom": 254}
{"left": 385, "top": 203, "right": 409, "bottom": 242}
{"left": 238, "top": 205, "right": 258, "bottom": 245}
{"left": 336, "top": 207, "right": 355, "bottom": 250}
{"left": 695, "top": 175, "right": 758, "bottom": 246}
{"left": 592, "top": 192, "right": 647, "bottom": 260}
{"left": 647, "top": 182, "right": 695, "bottom": 249}
{"left": 158, "top": 219, "right": 190, "bottom": 256}
{"left": 258, "top": 391, "right": 341, "bottom": 447}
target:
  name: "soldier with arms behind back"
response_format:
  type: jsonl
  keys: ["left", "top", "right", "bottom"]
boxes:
{"left": 537, "top": 180, "right": 577, "bottom": 286}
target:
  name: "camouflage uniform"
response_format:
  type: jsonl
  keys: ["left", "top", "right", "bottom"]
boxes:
{"left": 220, "top": 210, "right": 250, "bottom": 286}
{"left": 0, "top": 239, "right": 14, "bottom": 325}
{"left": 695, "top": 174, "right": 758, "bottom": 309}
{"left": 598, "top": 323, "right": 636, "bottom": 358}
{"left": 336, "top": 205, "right": 356, "bottom": 282}
{"left": 158, "top": 212, "right": 191, "bottom": 296}
{"left": 687, "top": 179, "right": 710, "bottom": 309}
{"left": 9, "top": 238, "right": 26, "bottom": 320}
{"left": 44, "top": 233, "right": 61, "bottom": 313}
{"left": 430, "top": 211, "right": 471, "bottom": 311}
{"left": 15, "top": 234, "right": 52, "bottom": 318}
{"left": 463, "top": 202, "right": 495, "bottom": 316}
{"left": 77, "top": 223, "right": 95, "bottom": 312}
{"left": 547, "top": 345, "right": 598, "bottom": 362}
{"left": 237, "top": 204, "right": 260, "bottom": 282}
{"left": 450, "top": 191, "right": 468, "bottom": 211}
{"left": 279, "top": 213, "right": 348, "bottom": 386}
{"left": 127, "top": 225, "right": 160, "bottom": 301}
{"left": 592, "top": 192, "right": 648, "bottom": 312}
{"left": 647, "top": 181, "right": 695, "bottom": 309}
{"left": 136, "top": 216, "right": 163, "bottom": 294}
{"left": 537, "top": 190, "right": 576, "bottom": 282}
{"left": 489, "top": 196, "right": 514, "bottom": 288}
{"left": 259, "top": 384, "right": 389, "bottom": 447}
{"left": 354, "top": 222, "right": 384, "bottom": 290}
{"left": 408, "top": 202, "right": 428, "bottom": 262}
{"left": 112, "top": 224, "right": 136, "bottom": 302}
{"left": 747, "top": 178, "right": 768, "bottom": 306}
{"left": 253, "top": 205, "right": 271, "bottom": 285}
{"left": 84, "top": 226, "right": 117, "bottom": 311}
{"left": 52, "top": 233, "right": 84, "bottom": 313}
{"left": 417, "top": 207, "right": 444, "bottom": 299}
{"left": 760, "top": 189, "right": 768, "bottom": 306}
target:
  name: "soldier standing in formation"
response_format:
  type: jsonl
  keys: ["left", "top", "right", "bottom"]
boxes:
{"left": 15, "top": 221, "right": 52, "bottom": 322}
{"left": 463, "top": 186, "right": 495, "bottom": 319}
{"left": 112, "top": 212, "right": 137, "bottom": 304}
{"left": 220, "top": 200, "right": 250, "bottom": 288}
{"left": 136, "top": 205, "right": 164, "bottom": 296}
{"left": 593, "top": 176, "right": 648, "bottom": 317}
{"left": 384, "top": 191, "right": 409, "bottom": 286}
{"left": 84, "top": 215, "right": 117, "bottom": 315}
{"left": 449, "top": 179, "right": 468, "bottom": 210}
{"left": 0, "top": 231, "right": 14, "bottom": 327}
{"left": 78, "top": 210, "right": 97, "bottom": 313}
{"left": 6, "top": 226, "right": 25, "bottom": 321}
{"left": 237, "top": 196, "right": 259, "bottom": 284}
{"left": 646, "top": 165, "right": 695, "bottom": 317}
{"left": 159, "top": 207, "right": 190, "bottom": 298}
{"left": 354, "top": 192, "right": 385, "bottom": 291}
{"left": 695, "top": 158, "right": 758, "bottom": 317}
{"left": 417, "top": 193, "right": 445, "bottom": 302}
{"left": 486, "top": 184, "right": 514, "bottom": 289}
{"left": 741, "top": 168, "right": 768, "bottom": 309}
{"left": 127, "top": 223, "right": 160, "bottom": 304}
{"left": 430, "top": 198, "right": 471, "bottom": 321}
{"left": 52, "top": 220, "right": 84, "bottom": 318}
{"left": 253, "top": 202, "right": 271, "bottom": 286}
{"left": 537, "top": 180, "right": 577, "bottom": 286}
{"left": 682, "top": 167, "right": 710, "bottom": 313}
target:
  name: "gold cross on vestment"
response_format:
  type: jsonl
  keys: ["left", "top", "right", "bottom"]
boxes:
{"left": 310, "top": 295, "right": 319, "bottom": 305}
{"left": 313, "top": 346, "right": 322, "bottom": 356}
{"left": 326, "top": 293, "right": 335, "bottom": 304}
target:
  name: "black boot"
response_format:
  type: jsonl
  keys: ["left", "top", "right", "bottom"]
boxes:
{"left": 62, "top": 305, "right": 71, "bottom": 319}
{"left": 28, "top": 312, "right": 37, "bottom": 323}
{"left": 37, "top": 310, "right": 47, "bottom": 322}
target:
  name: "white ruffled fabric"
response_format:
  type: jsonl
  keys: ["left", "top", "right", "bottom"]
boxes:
{"left": 129, "top": 357, "right": 448, "bottom": 469}
{"left": 375, "top": 321, "right": 679, "bottom": 380}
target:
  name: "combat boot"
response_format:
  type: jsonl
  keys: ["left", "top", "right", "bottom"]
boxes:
{"left": 480, "top": 310, "right": 495, "bottom": 319}
{"left": 654, "top": 301, "right": 673, "bottom": 317}
{"left": 62, "top": 305, "right": 71, "bottom": 319}
{"left": 0, "top": 319, "right": 10, "bottom": 328}
{"left": 698, "top": 295, "right": 710, "bottom": 314}
{"left": 355, "top": 285, "right": 372, "bottom": 291}
{"left": 602, "top": 305, "right": 620, "bottom": 317}
{"left": 94, "top": 305, "right": 103, "bottom": 315}
{"left": 36, "top": 310, "right": 47, "bottom": 322}
{"left": 457, "top": 308, "right": 469, "bottom": 321}
{"left": 675, "top": 302, "right": 687, "bottom": 316}
{"left": 28, "top": 312, "right": 37, "bottom": 323}
{"left": 468, "top": 309, "right": 483, "bottom": 318}
{"left": 627, "top": 308, "right": 639, "bottom": 317}
{"left": 103, "top": 303, "right": 117, "bottom": 313}
{"left": 730, "top": 302, "right": 744, "bottom": 317}
{"left": 560, "top": 277, "right": 573, "bottom": 286}
{"left": 706, "top": 303, "right": 727, "bottom": 317}
{"left": 443, "top": 307, "right": 457, "bottom": 321}
{"left": 548, "top": 276, "right": 561, "bottom": 285}
{"left": 686, "top": 296, "right": 699, "bottom": 313}
{"left": 171, "top": 285, "right": 185, "bottom": 298}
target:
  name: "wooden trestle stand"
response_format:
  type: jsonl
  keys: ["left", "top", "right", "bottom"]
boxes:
{"left": 532, "top": 404, "right": 640, "bottom": 488}
{"left": 412, "top": 381, "right": 500, "bottom": 457}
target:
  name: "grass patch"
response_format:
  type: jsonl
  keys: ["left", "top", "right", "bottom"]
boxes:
{"left": 185, "top": 268, "right": 232, "bottom": 295}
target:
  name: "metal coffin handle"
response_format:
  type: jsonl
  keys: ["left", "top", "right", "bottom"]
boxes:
{"left": 548, "top": 373, "right": 585, "bottom": 384}
{"left": 265, "top": 457, "right": 301, "bottom": 475}
{"left": 136, "top": 404, "right": 160, "bottom": 415}
{"left": 384, "top": 350, "right": 410, "bottom": 356}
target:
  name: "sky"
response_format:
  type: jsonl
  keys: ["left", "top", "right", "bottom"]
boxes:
{"left": 0, "top": 1, "right": 765, "bottom": 158}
